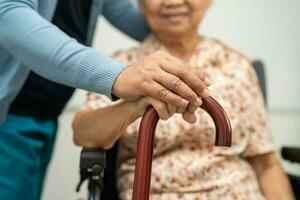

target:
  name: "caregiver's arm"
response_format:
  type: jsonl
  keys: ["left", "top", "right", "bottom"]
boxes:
{"left": 72, "top": 97, "right": 175, "bottom": 149}
{"left": 0, "top": 0, "right": 209, "bottom": 114}
{"left": 247, "top": 153, "right": 295, "bottom": 200}
{"left": 0, "top": 0, "right": 126, "bottom": 98}
{"left": 103, "top": 0, "right": 149, "bottom": 41}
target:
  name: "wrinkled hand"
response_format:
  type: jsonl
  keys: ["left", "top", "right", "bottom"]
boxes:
{"left": 137, "top": 96, "right": 200, "bottom": 124}
{"left": 113, "top": 50, "right": 211, "bottom": 123}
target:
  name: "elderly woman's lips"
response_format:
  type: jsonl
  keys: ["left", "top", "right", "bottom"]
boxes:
{"left": 162, "top": 13, "right": 188, "bottom": 23}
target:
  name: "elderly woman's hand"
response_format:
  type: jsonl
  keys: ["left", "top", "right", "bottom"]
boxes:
{"left": 72, "top": 95, "right": 198, "bottom": 150}
{"left": 113, "top": 50, "right": 210, "bottom": 124}
{"left": 136, "top": 96, "right": 198, "bottom": 124}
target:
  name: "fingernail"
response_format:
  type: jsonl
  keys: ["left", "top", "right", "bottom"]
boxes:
{"left": 196, "top": 98, "right": 202, "bottom": 106}
{"left": 202, "top": 89, "right": 211, "bottom": 98}
{"left": 181, "top": 99, "right": 189, "bottom": 107}
{"left": 204, "top": 77, "right": 212, "bottom": 86}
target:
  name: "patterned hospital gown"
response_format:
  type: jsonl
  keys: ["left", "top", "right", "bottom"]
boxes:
{"left": 85, "top": 35, "right": 277, "bottom": 200}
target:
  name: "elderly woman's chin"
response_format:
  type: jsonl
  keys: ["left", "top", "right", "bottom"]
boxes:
{"left": 155, "top": 21, "right": 196, "bottom": 38}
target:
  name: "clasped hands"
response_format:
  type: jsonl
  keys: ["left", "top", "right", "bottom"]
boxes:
{"left": 113, "top": 50, "right": 211, "bottom": 124}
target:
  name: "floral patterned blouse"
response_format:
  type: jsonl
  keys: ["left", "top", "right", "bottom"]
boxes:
{"left": 84, "top": 35, "right": 277, "bottom": 200}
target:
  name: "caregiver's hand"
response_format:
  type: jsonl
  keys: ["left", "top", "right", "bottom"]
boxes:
{"left": 113, "top": 50, "right": 211, "bottom": 123}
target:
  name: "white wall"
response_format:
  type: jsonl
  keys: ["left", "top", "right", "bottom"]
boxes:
{"left": 42, "top": 1, "right": 300, "bottom": 199}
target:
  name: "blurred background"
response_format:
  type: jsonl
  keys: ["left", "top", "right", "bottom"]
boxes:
{"left": 42, "top": 0, "right": 300, "bottom": 199}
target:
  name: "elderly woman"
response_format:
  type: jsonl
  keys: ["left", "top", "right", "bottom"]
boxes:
{"left": 73, "top": 0, "right": 295, "bottom": 199}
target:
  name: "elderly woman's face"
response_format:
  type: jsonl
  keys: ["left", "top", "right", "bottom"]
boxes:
{"left": 141, "top": 0, "right": 210, "bottom": 37}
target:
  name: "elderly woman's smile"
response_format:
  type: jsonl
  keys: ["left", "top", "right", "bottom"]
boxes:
{"left": 161, "top": 11, "right": 189, "bottom": 23}
{"left": 140, "top": 0, "right": 211, "bottom": 37}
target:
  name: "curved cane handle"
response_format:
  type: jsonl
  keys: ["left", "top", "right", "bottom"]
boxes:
{"left": 201, "top": 96, "right": 232, "bottom": 146}
{"left": 132, "top": 96, "right": 232, "bottom": 200}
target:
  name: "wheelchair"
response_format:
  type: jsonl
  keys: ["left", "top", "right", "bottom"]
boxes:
{"left": 76, "top": 60, "right": 300, "bottom": 200}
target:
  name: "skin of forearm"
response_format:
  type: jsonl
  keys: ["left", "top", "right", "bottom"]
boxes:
{"left": 72, "top": 100, "right": 142, "bottom": 149}
{"left": 248, "top": 153, "right": 295, "bottom": 200}
{"left": 259, "top": 164, "right": 295, "bottom": 200}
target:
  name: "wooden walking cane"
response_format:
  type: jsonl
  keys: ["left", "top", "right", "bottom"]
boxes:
{"left": 132, "top": 96, "right": 232, "bottom": 200}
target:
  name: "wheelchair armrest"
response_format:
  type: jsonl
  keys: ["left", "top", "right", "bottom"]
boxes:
{"left": 79, "top": 148, "right": 106, "bottom": 169}
{"left": 281, "top": 147, "right": 300, "bottom": 163}
{"left": 76, "top": 148, "right": 106, "bottom": 192}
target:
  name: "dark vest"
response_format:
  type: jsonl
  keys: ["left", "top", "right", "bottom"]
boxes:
{"left": 9, "top": 0, "right": 92, "bottom": 119}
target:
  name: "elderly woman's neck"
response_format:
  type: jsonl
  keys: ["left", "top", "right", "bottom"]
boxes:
{"left": 157, "top": 33, "right": 199, "bottom": 61}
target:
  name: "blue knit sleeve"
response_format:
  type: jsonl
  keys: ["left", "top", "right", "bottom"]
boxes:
{"left": 0, "top": 0, "right": 127, "bottom": 99}
{"left": 103, "top": 0, "right": 150, "bottom": 42}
